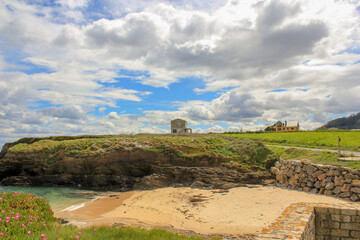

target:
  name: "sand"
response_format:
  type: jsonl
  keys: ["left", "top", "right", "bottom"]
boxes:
{"left": 55, "top": 186, "right": 354, "bottom": 236}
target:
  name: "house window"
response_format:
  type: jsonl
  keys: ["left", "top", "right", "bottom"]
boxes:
{"left": 172, "top": 129, "right": 177, "bottom": 133}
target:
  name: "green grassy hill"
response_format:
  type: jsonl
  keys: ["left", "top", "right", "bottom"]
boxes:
{"left": 3, "top": 134, "right": 276, "bottom": 171}
{"left": 319, "top": 112, "right": 360, "bottom": 130}
{"left": 222, "top": 131, "right": 360, "bottom": 151}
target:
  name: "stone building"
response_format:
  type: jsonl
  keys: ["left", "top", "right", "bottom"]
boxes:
{"left": 171, "top": 118, "right": 192, "bottom": 133}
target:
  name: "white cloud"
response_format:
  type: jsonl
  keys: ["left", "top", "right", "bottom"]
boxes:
{"left": 56, "top": 0, "right": 90, "bottom": 9}
{"left": 98, "top": 107, "right": 107, "bottom": 113}
{"left": 0, "top": 0, "right": 359, "bottom": 147}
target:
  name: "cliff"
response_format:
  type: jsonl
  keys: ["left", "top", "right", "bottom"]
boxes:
{"left": 0, "top": 134, "right": 276, "bottom": 191}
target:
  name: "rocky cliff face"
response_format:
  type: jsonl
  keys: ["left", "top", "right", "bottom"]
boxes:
{"left": 0, "top": 135, "right": 274, "bottom": 191}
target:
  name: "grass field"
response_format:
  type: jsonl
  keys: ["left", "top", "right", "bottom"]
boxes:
{"left": 223, "top": 131, "right": 360, "bottom": 151}
{"left": 269, "top": 146, "right": 360, "bottom": 170}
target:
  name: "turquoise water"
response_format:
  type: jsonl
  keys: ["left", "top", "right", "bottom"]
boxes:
{"left": 0, "top": 186, "right": 100, "bottom": 212}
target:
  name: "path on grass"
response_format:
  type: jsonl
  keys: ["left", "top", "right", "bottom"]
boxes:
{"left": 266, "top": 145, "right": 360, "bottom": 156}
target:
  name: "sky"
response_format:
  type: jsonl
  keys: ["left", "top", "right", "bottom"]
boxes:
{"left": 0, "top": 0, "right": 360, "bottom": 147}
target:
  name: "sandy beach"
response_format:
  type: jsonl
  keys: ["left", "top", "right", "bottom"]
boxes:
{"left": 55, "top": 186, "right": 353, "bottom": 237}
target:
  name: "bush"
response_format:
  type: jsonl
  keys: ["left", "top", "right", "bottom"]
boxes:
{"left": 0, "top": 192, "right": 57, "bottom": 238}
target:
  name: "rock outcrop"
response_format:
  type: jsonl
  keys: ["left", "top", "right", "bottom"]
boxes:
{"left": 0, "top": 135, "right": 274, "bottom": 191}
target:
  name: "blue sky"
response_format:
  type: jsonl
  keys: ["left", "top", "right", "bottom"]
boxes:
{"left": 0, "top": 0, "right": 360, "bottom": 147}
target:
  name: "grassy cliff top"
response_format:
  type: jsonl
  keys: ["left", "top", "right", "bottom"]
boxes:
{"left": 5, "top": 134, "right": 276, "bottom": 170}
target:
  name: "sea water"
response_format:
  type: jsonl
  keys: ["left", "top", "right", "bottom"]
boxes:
{"left": 0, "top": 186, "right": 100, "bottom": 212}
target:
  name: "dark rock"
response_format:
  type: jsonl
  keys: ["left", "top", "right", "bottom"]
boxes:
{"left": 58, "top": 218, "right": 69, "bottom": 224}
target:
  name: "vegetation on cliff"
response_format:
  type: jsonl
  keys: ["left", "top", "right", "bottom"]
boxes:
{"left": 5, "top": 134, "right": 276, "bottom": 170}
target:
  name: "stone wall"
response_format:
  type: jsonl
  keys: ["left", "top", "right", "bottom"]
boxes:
{"left": 255, "top": 202, "right": 316, "bottom": 240}
{"left": 255, "top": 202, "right": 360, "bottom": 240}
{"left": 315, "top": 207, "right": 360, "bottom": 239}
{"left": 271, "top": 159, "right": 360, "bottom": 202}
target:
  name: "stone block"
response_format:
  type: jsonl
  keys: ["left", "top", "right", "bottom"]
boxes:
{"left": 340, "top": 192, "right": 351, "bottom": 198}
{"left": 325, "top": 176, "right": 333, "bottom": 182}
{"left": 333, "top": 186, "right": 342, "bottom": 194}
{"left": 325, "top": 182, "right": 335, "bottom": 190}
{"left": 308, "top": 175, "right": 315, "bottom": 182}
{"left": 318, "top": 173, "right": 327, "bottom": 181}
{"left": 341, "top": 222, "right": 360, "bottom": 230}
{"left": 351, "top": 187, "right": 360, "bottom": 194}
{"left": 352, "top": 179, "right": 360, "bottom": 187}
{"left": 310, "top": 188, "right": 318, "bottom": 194}
{"left": 328, "top": 208, "right": 342, "bottom": 214}
{"left": 303, "top": 186, "right": 311, "bottom": 192}
{"left": 341, "top": 184, "right": 352, "bottom": 192}
{"left": 319, "top": 188, "right": 325, "bottom": 194}
{"left": 331, "top": 229, "right": 349, "bottom": 237}
{"left": 326, "top": 170, "right": 336, "bottom": 176}
{"left": 307, "top": 181, "right": 313, "bottom": 187}
{"left": 331, "top": 214, "right": 341, "bottom": 222}
{"left": 306, "top": 165, "right": 316, "bottom": 175}
{"left": 341, "top": 209, "right": 357, "bottom": 216}
{"left": 345, "top": 178, "right": 352, "bottom": 184}
{"left": 314, "top": 181, "right": 322, "bottom": 188}
{"left": 313, "top": 170, "right": 324, "bottom": 178}
{"left": 345, "top": 173, "right": 356, "bottom": 179}
{"left": 341, "top": 215, "right": 352, "bottom": 223}
{"left": 351, "top": 215, "right": 360, "bottom": 222}
{"left": 322, "top": 180, "right": 327, "bottom": 187}
{"left": 350, "top": 194, "right": 359, "bottom": 202}
{"left": 317, "top": 228, "right": 331, "bottom": 235}
{"left": 286, "top": 169, "right": 293, "bottom": 178}
{"left": 289, "top": 176, "right": 297, "bottom": 186}
{"left": 317, "top": 213, "right": 329, "bottom": 221}
{"left": 350, "top": 230, "right": 360, "bottom": 238}
{"left": 334, "top": 176, "right": 343, "bottom": 186}
{"left": 324, "top": 190, "right": 334, "bottom": 196}
{"left": 315, "top": 207, "right": 328, "bottom": 214}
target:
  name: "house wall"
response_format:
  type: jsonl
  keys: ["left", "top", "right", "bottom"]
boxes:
{"left": 171, "top": 119, "right": 187, "bottom": 133}
{"left": 274, "top": 121, "right": 299, "bottom": 132}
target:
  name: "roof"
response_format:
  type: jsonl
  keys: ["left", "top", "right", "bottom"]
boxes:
{"left": 171, "top": 118, "right": 187, "bottom": 122}
{"left": 286, "top": 121, "right": 298, "bottom": 127}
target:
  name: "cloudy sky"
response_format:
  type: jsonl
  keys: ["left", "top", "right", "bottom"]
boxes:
{"left": 0, "top": 0, "right": 359, "bottom": 147}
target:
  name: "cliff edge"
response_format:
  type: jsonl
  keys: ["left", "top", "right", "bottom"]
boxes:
{"left": 0, "top": 134, "right": 276, "bottom": 191}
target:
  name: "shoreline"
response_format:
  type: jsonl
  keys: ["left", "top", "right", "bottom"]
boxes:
{"left": 54, "top": 186, "right": 353, "bottom": 237}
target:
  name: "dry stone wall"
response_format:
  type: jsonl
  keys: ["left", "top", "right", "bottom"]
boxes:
{"left": 271, "top": 159, "right": 360, "bottom": 202}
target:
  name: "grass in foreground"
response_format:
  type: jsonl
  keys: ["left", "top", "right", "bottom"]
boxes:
{"left": 269, "top": 146, "right": 360, "bottom": 169}
{"left": 0, "top": 192, "right": 210, "bottom": 240}
{"left": 223, "top": 131, "right": 360, "bottom": 151}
